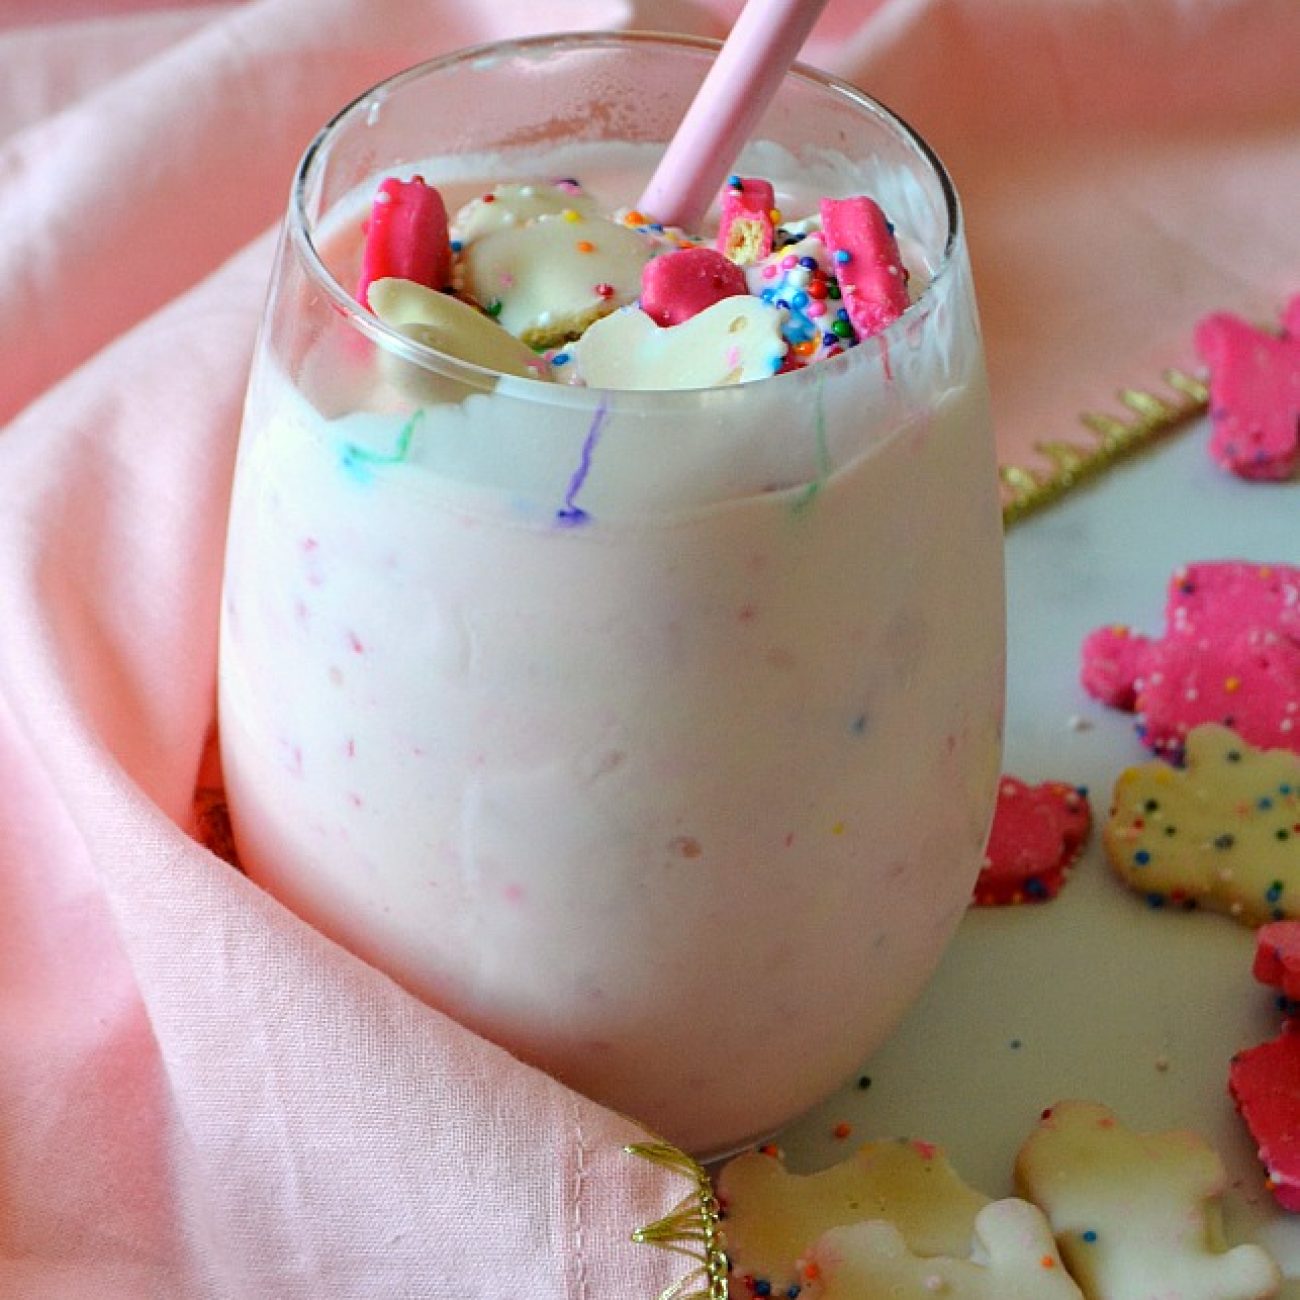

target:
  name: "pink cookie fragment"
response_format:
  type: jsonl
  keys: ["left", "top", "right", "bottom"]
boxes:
{"left": 640, "top": 247, "right": 748, "bottom": 326}
{"left": 1194, "top": 294, "right": 1300, "bottom": 482}
{"left": 972, "top": 776, "right": 1091, "bottom": 905}
{"left": 1255, "top": 922, "right": 1300, "bottom": 1004}
{"left": 716, "top": 177, "right": 776, "bottom": 264}
{"left": 356, "top": 176, "right": 452, "bottom": 309}
{"left": 1080, "top": 562, "right": 1300, "bottom": 759}
{"left": 819, "top": 195, "right": 910, "bottom": 340}
{"left": 1230, "top": 1023, "right": 1300, "bottom": 1212}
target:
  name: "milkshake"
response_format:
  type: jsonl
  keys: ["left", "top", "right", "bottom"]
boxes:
{"left": 218, "top": 34, "right": 1005, "bottom": 1156}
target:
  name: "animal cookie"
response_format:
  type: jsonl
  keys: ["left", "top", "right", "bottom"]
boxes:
{"left": 1081, "top": 561, "right": 1300, "bottom": 760}
{"left": 639, "top": 246, "right": 748, "bottom": 326}
{"left": 1104, "top": 724, "right": 1300, "bottom": 924}
{"left": 1252, "top": 920, "right": 1300, "bottom": 1003}
{"left": 1229, "top": 1022, "right": 1300, "bottom": 1212}
{"left": 972, "top": 776, "right": 1092, "bottom": 905}
{"left": 819, "top": 195, "right": 911, "bottom": 339}
{"left": 1193, "top": 294, "right": 1300, "bottom": 482}
{"left": 717, "top": 175, "right": 778, "bottom": 265}
{"left": 717, "top": 1138, "right": 988, "bottom": 1298}
{"left": 1015, "top": 1100, "right": 1281, "bottom": 1300}
{"left": 804, "top": 1198, "right": 1082, "bottom": 1299}
{"left": 356, "top": 175, "right": 452, "bottom": 308}
{"left": 562, "top": 296, "right": 786, "bottom": 390}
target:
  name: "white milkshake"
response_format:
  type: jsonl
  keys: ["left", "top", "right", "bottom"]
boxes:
{"left": 219, "top": 39, "right": 1005, "bottom": 1155}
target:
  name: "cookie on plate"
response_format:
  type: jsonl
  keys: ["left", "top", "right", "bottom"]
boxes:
{"left": 1080, "top": 561, "right": 1300, "bottom": 760}
{"left": 1193, "top": 294, "right": 1300, "bottom": 482}
{"left": 973, "top": 776, "right": 1091, "bottom": 905}
{"left": 1252, "top": 920, "right": 1300, "bottom": 1003}
{"left": 1015, "top": 1100, "right": 1281, "bottom": 1299}
{"left": 804, "top": 1198, "right": 1082, "bottom": 1299}
{"left": 718, "top": 1138, "right": 987, "bottom": 1298}
{"left": 1230, "top": 1022, "right": 1300, "bottom": 1213}
{"left": 1104, "top": 723, "right": 1300, "bottom": 924}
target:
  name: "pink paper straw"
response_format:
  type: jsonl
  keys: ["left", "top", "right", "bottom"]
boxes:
{"left": 638, "top": 0, "right": 829, "bottom": 231}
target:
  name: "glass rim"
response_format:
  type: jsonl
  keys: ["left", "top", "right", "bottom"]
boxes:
{"left": 289, "top": 29, "right": 964, "bottom": 407}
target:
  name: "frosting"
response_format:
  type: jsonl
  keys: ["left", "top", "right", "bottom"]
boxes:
{"left": 561, "top": 295, "right": 786, "bottom": 390}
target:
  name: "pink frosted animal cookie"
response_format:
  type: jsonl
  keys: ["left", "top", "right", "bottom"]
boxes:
{"left": 1230, "top": 1022, "right": 1300, "bottom": 1212}
{"left": 1016, "top": 1100, "right": 1282, "bottom": 1300}
{"left": 356, "top": 176, "right": 452, "bottom": 308}
{"left": 1081, "top": 561, "right": 1300, "bottom": 759}
{"left": 1253, "top": 921, "right": 1300, "bottom": 1004}
{"left": 639, "top": 246, "right": 748, "bottom": 326}
{"left": 1194, "top": 294, "right": 1300, "bottom": 481}
{"left": 803, "top": 1199, "right": 1082, "bottom": 1299}
{"left": 972, "top": 776, "right": 1092, "bottom": 905}
{"left": 717, "top": 175, "right": 777, "bottom": 265}
{"left": 819, "top": 195, "right": 911, "bottom": 340}
{"left": 717, "top": 1138, "right": 988, "bottom": 1299}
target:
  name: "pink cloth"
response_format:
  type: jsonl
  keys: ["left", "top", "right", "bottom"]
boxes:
{"left": 1, "top": 1, "right": 1297, "bottom": 1294}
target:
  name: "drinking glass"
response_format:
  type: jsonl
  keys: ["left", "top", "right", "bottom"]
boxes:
{"left": 218, "top": 32, "right": 1005, "bottom": 1157}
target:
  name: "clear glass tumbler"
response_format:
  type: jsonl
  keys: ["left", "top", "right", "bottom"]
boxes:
{"left": 218, "top": 32, "right": 1005, "bottom": 1157}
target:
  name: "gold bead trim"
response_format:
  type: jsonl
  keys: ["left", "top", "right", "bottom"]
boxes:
{"left": 1000, "top": 368, "right": 1208, "bottom": 528}
{"left": 626, "top": 1142, "right": 729, "bottom": 1300}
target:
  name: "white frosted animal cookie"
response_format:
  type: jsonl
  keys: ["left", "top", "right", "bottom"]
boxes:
{"left": 807, "top": 1198, "right": 1083, "bottom": 1299}
{"left": 564, "top": 297, "right": 787, "bottom": 390}
{"left": 452, "top": 181, "right": 598, "bottom": 242}
{"left": 717, "top": 1139, "right": 988, "bottom": 1298}
{"left": 1015, "top": 1100, "right": 1281, "bottom": 1300}
{"left": 456, "top": 210, "right": 652, "bottom": 348}
{"left": 367, "top": 278, "right": 548, "bottom": 380}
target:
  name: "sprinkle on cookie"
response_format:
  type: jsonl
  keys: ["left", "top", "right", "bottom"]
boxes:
{"left": 1104, "top": 723, "right": 1300, "bottom": 925}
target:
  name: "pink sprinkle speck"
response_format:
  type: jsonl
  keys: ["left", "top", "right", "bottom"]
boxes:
{"left": 502, "top": 883, "right": 526, "bottom": 904}
{"left": 347, "top": 631, "right": 365, "bottom": 654}
{"left": 807, "top": 301, "right": 826, "bottom": 318}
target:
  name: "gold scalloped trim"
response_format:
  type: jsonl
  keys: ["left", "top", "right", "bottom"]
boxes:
{"left": 626, "top": 1142, "right": 728, "bottom": 1299}
{"left": 1000, "top": 368, "right": 1208, "bottom": 528}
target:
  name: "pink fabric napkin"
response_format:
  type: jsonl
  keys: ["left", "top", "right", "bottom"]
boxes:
{"left": 1, "top": 1, "right": 1296, "bottom": 1295}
